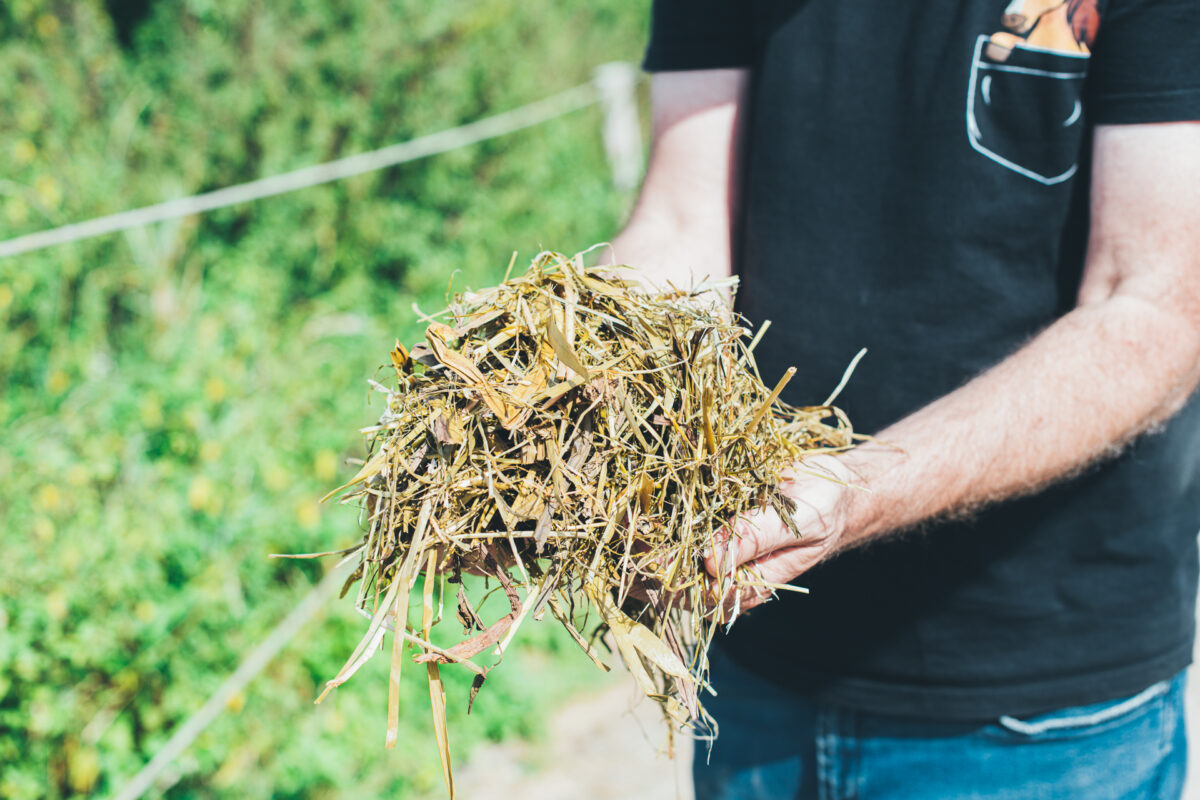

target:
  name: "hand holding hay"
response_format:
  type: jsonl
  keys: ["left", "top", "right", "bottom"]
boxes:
{"left": 299, "top": 251, "right": 855, "bottom": 797}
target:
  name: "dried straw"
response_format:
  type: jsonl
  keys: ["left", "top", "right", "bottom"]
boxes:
{"left": 302, "top": 251, "right": 854, "bottom": 797}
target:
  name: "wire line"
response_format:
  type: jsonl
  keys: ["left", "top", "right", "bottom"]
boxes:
{"left": 0, "top": 83, "right": 597, "bottom": 260}
{"left": 110, "top": 560, "right": 354, "bottom": 800}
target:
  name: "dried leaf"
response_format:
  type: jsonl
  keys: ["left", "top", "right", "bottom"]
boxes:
{"left": 424, "top": 551, "right": 454, "bottom": 799}
{"left": 545, "top": 316, "right": 591, "bottom": 380}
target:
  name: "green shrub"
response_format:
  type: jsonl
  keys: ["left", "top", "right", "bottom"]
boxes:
{"left": 0, "top": 1, "right": 647, "bottom": 796}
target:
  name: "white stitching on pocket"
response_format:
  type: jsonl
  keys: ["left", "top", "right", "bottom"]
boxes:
{"left": 998, "top": 681, "right": 1171, "bottom": 735}
{"left": 964, "top": 34, "right": 1087, "bottom": 185}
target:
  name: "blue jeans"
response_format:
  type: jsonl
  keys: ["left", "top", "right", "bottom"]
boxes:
{"left": 694, "top": 649, "right": 1187, "bottom": 800}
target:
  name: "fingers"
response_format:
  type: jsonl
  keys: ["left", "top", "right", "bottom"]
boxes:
{"left": 745, "top": 545, "right": 823, "bottom": 589}
{"left": 700, "top": 499, "right": 842, "bottom": 617}
{"left": 703, "top": 545, "right": 823, "bottom": 617}
{"left": 703, "top": 506, "right": 814, "bottom": 576}
{"left": 702, "top": 515, "right": 759, "bottom": 576}
{"left": 703, "top": 459, "right": 851, "bottom": 579}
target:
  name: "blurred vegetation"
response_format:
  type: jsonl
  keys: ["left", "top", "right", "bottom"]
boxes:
{"left": 0, "top": 0, "right": 646, "bottom": 796}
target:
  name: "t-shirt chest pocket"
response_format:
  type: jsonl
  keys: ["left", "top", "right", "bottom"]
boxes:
{"left": 967, "top": 34, "right": 1089, "bottom": 185}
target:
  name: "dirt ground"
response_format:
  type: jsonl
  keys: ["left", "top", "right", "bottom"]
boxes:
{"left": 451, "top": 678, "right": 694, "bottom": 800}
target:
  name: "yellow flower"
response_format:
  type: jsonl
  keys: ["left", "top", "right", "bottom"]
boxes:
{"left": 45, "top": 590, "right": 69, "bottom": 621}
{"left": 115, "top": 671, "right": 139, "bottom": 694}
{"left": 294, "top": 500, "right": 321, "bottom": 530}
{"left": 33, "top": 174, "right": 60, "bottom": 209}
{"left": 2, "top": 198, "right": 24, "bottom": 225}
{"left": 204, "top": 376, "right": 227, "bottom": 404}
{"left": 135, "top": 600, "right": 156, "bottom": 622}
{"left": 12, "top": 139, "right": 35, "bottom": 165}
{"left": 225, "top": 691, "right": 246, "bottom": 713}
{"left": 46, "top": 369, "right": 70, "bottom": 395}
{"left": 265, "top": 463, "right": 290, "bottom": 492}
{"left": 315, "top": 223, "right": 337, "bottom": 250}
{"left": 140, "top": 395, "right": 164, "bottom": 428}
{"left": 188, "top": 475, "right": 214, "bottom": 512}
{"left": 34, "top": 13, "right": 59, "bottom": 38}
{"left": 0, "top": 284, "right": 13, "bottom": 311}
{"left": 33, "top": 484, "right": 61, "bottom": 512}
{"left": 67, "top": 745, "right": 100, "bottom": 794}
{"left": 182, "top": 407, "right": 204, "bottom": 431}
{"left": 313, "top": 449, "right": 339, "bottom": 482}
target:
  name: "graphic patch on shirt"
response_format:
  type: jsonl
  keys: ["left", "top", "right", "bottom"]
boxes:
{"left": 967, "top": 0, "right": 1101, "bottom": 185}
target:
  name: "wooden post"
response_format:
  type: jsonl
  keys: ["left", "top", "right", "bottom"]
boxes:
{"left": 594, "top": 62, "right": 643, "bottom": 192}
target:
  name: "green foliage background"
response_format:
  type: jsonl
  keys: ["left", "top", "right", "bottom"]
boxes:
{"left": 0, "top": 1, "right": 647, "bottom": 796}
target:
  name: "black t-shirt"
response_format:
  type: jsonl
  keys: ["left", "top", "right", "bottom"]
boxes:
{"left": 645, "top": 0, "right": 1200, "bottom": 719}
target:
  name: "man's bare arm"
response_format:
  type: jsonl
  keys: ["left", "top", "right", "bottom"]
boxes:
{"left": 606, "top": 69, "right": 749, "bottom": 288}
{"left": 718, "top": 121, "right": 1200, "bottom": 594}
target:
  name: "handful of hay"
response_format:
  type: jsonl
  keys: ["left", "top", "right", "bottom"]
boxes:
{"left": 310, "top": 252, "right": 853, "bottom": 795}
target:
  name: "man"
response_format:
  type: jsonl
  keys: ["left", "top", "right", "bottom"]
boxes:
{"left": 610, "top": 1, "right": 1200, "bottom": 797}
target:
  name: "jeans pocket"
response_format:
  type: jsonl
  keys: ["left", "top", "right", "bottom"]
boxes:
{"left": 993, "top": 681, "right": 1172, "bottom": 741}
